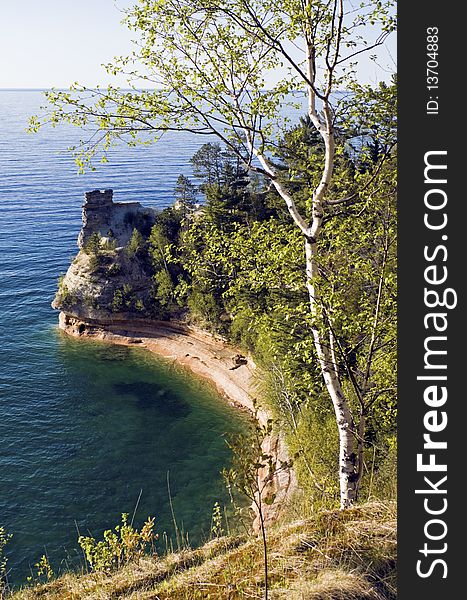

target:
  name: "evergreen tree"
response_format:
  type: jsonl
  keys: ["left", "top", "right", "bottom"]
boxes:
{"left": 173, "top": 174, "right": 197, "bottom": 216}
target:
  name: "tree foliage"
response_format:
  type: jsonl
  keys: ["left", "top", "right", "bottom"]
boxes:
{"left": 165, "top": 107, "right": 396, "bottom": 504}
{"left": 174, "top": 174, "right": 197, "bottom": 216}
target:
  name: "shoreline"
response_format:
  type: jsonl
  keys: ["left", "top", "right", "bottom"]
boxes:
{"left": 58, "top": 312, "right": 297, "bottom": 529}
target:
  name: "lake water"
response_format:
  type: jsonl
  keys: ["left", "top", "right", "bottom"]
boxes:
{"left": 0, "top": 90, "right": 287, "bottom": 585}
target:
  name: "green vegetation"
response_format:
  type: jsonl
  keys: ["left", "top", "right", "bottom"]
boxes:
{"left": 83, "top": 232, "right": 101, "bottom": 256}
{"left": 146, "top": 114, "right": 397, "bottom": 512}
{"left": 84, "top": 232, "right": 118, "bottom": 271}
{"left": 10, "top": 502, "right": 396, "bottom": 599}
{"left": 126, "top": 228, "right": 145, "bottom": 257}
{"left": 52, "top": 110, "right": 396, "bottom": 513}
{"left": 1, "top": 526, "right": 12, "bottom": 595}
{"left": 27, "top": 555, "right": 54, "bottom": 585}
{"left": 111, "top": 284, "right": 135, "bottom": 313}
{"left": 107, "top": 261, "right": 122, "bottom": 277}
{"left": 55, "top": 274, "right": 77, "bottom": 308}
{"left": 38, "top": 0, "right": 396, "bottom": 508}
{"left": 45, "top": 129, "right": 396, "bottom": 592}
{"left": 78, "top": 513, "right": 156, "bottom": 574}
{"left": 83, "top": 232, "right": 104, "bottom": 272}
{"left": 174, "top": 174, "right": 197, "bottom": 217}
{"left": 223, "top": 414, "right": 293, "bottom": 600}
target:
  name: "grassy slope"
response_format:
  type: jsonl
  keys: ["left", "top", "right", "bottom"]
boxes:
{"left": 11, "top": 502, "right": 396, "bottom": 600}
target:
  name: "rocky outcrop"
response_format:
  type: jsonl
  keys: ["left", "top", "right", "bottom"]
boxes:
{"left": 53, "top": 189, "right": 163, "bottom": 322}
{"left": 78, "top": 189, "right": 157, "bottom": 249}
{"left": 52, "top": 243, "right": 155, "bottom": 320}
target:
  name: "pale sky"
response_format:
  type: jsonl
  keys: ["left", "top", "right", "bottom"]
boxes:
{"left": 0, "top": 0, "right": 396, "bottom": 89}
{"left": 0, "top": 0, "right": 135, "bottom": 88}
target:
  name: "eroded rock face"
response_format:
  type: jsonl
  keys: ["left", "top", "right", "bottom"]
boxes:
{"left": 53, "top": 190, "right": 158, "bottom": 322}
{"left": 78, "top": 189, "right": 157, "bottom": 249}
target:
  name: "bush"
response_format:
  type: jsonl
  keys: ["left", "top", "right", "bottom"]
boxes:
{"left": 88, "top": 253, "right": 101, "bottom": 272}
{"left": 111, "top": 289, "right": 124, "bottom": 312}
{"left": 133, "top": 298, "right": 144, "bottom": 312}
{"left": 154, "top": 208, "right": 183, "bottom": 242}
{"left": 187, "top": 289, "right": 223, "bottom": 329}
{"left": 78, "top": 513, "right": 156, "bottom": 573}
{"left": 27, "top": 554, "right": 54, "bottom": 584}
{"left": 0, "top": 526, "right": 11, "bottom": 592}
{"left": 229, "top": 306, "right": 260, "bottom": 351}
{"left": 101, "top": 237, "right": 117, "bottom": 251}
{"left": 286, "top": 404, "right": 340, "bottom": 510}
{"left": 362, "top": 437, "right": 397, "bottom": 501}
{"left": 56, "top": 275, "right": 77, "bottom": 308}
{"left": 84, "top": 232, "right": 102, "bottom": 256}
{"left": 107, "top": 262, "right": 122, "bottom": 276}
{"left": 111, "top": 284, "right": 134, "bottom": 312}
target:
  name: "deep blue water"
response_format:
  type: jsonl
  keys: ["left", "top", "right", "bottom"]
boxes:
{"left": 0, "top": 90, "right": 261, "bottom": 585}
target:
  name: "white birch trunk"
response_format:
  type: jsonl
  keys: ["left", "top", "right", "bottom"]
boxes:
{"left": 305, "top": 238, "right": 358, "bottom": 508}
{"left": 243, "top": 31, "right": 360, "bottom": 504}
{"left": 250, "top": 140, "right": 359, "bottom": 509}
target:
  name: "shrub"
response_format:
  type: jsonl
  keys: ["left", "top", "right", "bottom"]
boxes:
{"left": 84, "top": 232, "right": 102, "bottom": 256}
{"left": 78, "top": 513, "right": 156, "bottom": 573}
{"left": 286, "top": 403, "right": 340, "bottom": 509}
{"left": 56, "top": 276, "right": 77, "bottom": 307}
{"left": 126, "top": 228, "right": 145, "bottom": 256}
{"left": 88, "top": 254, "right": 101, "bottom": 273}
{"left": 210, "top": 502, "right": 224, "bottom": 539}
{"left": 363, "top": 436, "right": 397, "bottom": 501}
{"left": 134, "top": 298, "right": 145, "bottom": 312}
{"left": 187, "top": 289, "right": 222, "bottom": 329}
{"left": 101, "top": 237, "right": 117, "bottom": 251}
{"left": 27, "top": 554, "right": 54, "bottom": 584}
{"left": 111, "top": 289, "right": 124, "bottom": 312}
{"left": 0, "top": 526, "right": 11, "bottom": 592}
{"left": 111, "top": 284, "right": 134, "bottom": 312}
{"left": 107, "top": 262, "right": 122, "bottom": 276}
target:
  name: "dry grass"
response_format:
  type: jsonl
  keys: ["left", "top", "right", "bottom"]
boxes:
{"left": 270, "top": 570, "right": 384, "bottom": 599}
{"left": 10, "top": 502, "right": 396, "bottom": 600}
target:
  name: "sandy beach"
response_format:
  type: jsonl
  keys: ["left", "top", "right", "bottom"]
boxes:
{"left": 58, "top": 312, "right": 296, "bottom": 527}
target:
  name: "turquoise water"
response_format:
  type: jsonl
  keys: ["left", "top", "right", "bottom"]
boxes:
{"left": 2, "top": 334, "right": 247, "bottom": 582}
{"left": 0, "top": 91, "right": 256, "bottom": 584}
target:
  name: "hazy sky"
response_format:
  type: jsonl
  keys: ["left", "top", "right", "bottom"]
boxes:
{"left": 0, "top": 0, "right": 396, "bottom": 89}
{"left": 0, "top": 0, "right": 135, "bottom": 88}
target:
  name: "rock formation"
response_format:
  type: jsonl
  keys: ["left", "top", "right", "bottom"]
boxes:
{"left": 77, "top": 189, "right": 157, "bottom": 249}
{"left": 53, "top": 189, "right": 159, "bottom": 325}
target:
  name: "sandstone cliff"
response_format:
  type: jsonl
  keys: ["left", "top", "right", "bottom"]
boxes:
{"left": 52, "top": 189, "right": 164, "bottom": 324}
{"left": 77, "top": 189, "right": 157, "bottom": 249}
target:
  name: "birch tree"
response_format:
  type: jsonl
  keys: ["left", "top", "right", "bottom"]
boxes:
{"left": 33, "top": 0, "right": 396, "bottom": 508}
